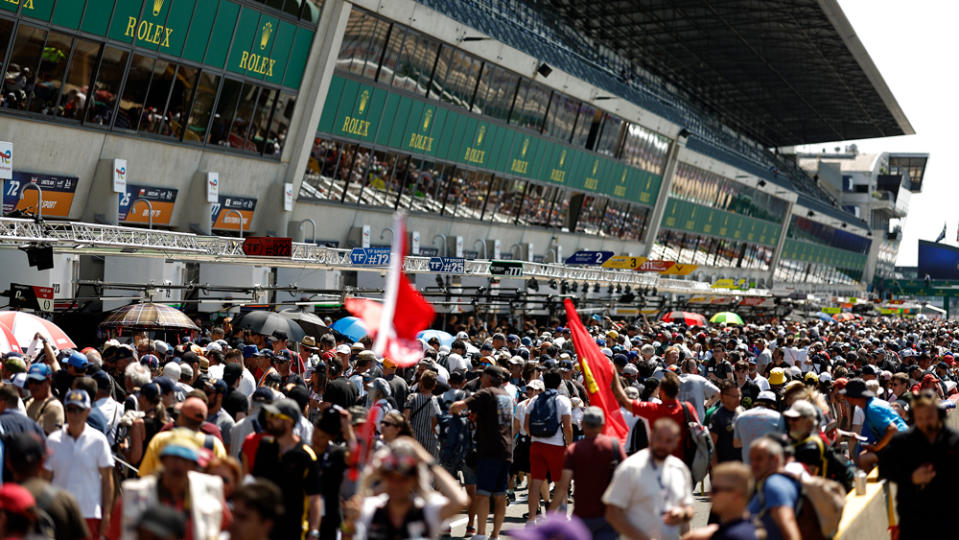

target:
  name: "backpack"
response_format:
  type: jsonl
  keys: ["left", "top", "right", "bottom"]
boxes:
{"left": 797, "top": 435, "right": 855, "bottom": 492}
{"left": 680, "top": 401, "right": 714, "bottom": 484}
{"left": 756, "top": 472, "right": 845, "bottom": 540}
{"left": 626, "top": 418, "right": 649, "bottom": 455}
{"left": 529, "top": 390, "right": 561, "bottom": 438}
{"left": 438, "top": 412, "right": 473, "bottom": 465}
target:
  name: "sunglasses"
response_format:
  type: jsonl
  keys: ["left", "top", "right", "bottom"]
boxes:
{"left": 380, "top": 421, "right": 399, "bottom": 428}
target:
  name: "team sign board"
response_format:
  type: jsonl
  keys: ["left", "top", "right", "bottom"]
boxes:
{"left": 118, "top": 185, "right": 178, "bottom": 225}
{"left": 2, "top": 171, "right": 78, "bottom": 218}
{"left": 350, "top": 247, "right": 391, "bottom": 266}
{"left": 211, "top": 195, "right": 256, "bottom": 231}
{"left": 489, "top": 260, "right": 524, "bottom": 277}
{"left": 428, "top": 257, "right": 465, "bottom": 273}
{"left": 241, "top": 237, "right": 292, "bottom": 257}
{"left": 565, "top": 251, "right": 614, "bottom": 266}
{"left": 635, "top": 260, "right": 675, "bottom": 273}
{"left": 10, "top": 284, "right": 54, "bottom": 312}
{"left": 601, "top": 256, "right": 646, "bottom": 270}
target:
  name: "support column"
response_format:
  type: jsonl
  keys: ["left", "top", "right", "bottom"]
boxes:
{"left": 766, "top": 200, "right": 795, "bottom": 287}
{"left": 641, "top": 136, "right": 685, "bottom": 256}
{"left": 256, "top": 0, "right": 352, "bottom": 236}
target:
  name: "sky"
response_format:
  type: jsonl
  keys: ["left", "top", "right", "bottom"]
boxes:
{"left": 795, "top": 0, "right": 959, "bottom": 267}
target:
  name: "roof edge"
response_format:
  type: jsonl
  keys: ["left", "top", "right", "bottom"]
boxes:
{"left": 816, "top": 0, "right": 915, "bottom": 137}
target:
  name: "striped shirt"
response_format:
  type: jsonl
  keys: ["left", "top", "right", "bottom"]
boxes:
{"left": 405, "top": 392, "right": 441, "bottom": 458}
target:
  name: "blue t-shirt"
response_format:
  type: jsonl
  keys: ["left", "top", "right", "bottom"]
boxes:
{"left": 862, "top": 397, "right": 907, "bottom": 441}
{"left": 748, "top": 474, "right": 799, "bottom": 540}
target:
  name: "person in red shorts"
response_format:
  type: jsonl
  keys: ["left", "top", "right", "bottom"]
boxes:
{"left": 523, "top": 368, "right": 572, "bottom": 523}
{"left": 612, "top": 370, "right": 698, "bottom": 460}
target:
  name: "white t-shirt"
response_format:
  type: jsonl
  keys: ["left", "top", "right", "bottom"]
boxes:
{"left": 526, "top": 392, "right": 572, "bottom": 446}
{"left": 678, "top": 373, "right": 719, "bottom": 420}
{"left": 602, "top": 449, "right": 693, "bottom": 540}
{"left": 750, "top": 373, "right": 771, "bottom": 391}
{"left": 45, "top": 425, "right": 115, "bottom": 518}
{"left": 514, "top": 399, "right": 532, "bottom": 436}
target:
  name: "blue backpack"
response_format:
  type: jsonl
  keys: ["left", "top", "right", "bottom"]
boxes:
{"left": 529, "top": 389, "right": 561, "bottom": 438}
{"left": 438, "top": 412, "right": 473, "bottom": 464}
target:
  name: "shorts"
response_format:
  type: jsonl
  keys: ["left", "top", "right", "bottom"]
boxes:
{"left": 529, "top": 442, "right": 565, "bottom": 481}
{"left": 475, "top": 457, "right": 510, "bottom": 496}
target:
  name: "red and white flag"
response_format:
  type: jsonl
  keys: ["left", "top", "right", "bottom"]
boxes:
{"left": 345, "top": 212, "right": 435, "bottom": 368}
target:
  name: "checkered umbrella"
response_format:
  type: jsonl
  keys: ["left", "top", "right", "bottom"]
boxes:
{"left": 99, "top": 303, "right": 200, "bottom": 331}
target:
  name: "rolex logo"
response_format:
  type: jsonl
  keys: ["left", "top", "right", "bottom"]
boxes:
{"left": 358, "top": 90, "right": 370, "bottom": 115}
{"left": 422, "top": 108, "right": 433, "bottom": 131}
{"left": 521, "top": 138, "right": 529, "bottom": 158}
{"left": 476, "top": 125, "right": 486, "bottom": 145}
{"left": 260, "top": 22, "right": 273, "bottom": 50}
{"left": 153, "top": 0, "right": 163, "bottom": 16}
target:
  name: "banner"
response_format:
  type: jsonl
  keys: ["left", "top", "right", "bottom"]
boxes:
{"left": 119, "top": 185, "right": 178, "bottom": 225}
{"left": 2, "top": 171, "right": 78, "bottom": 218}
{"left": 0, "top": 141, "right": 11, "bottom": 180}
{"left": 211, "top": 195, "right": 256, "bottom": 231}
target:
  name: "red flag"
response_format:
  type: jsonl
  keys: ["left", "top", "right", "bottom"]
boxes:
{"left": 345, "top": 212, "right": 435, "bottom": 368}
{"left": 563, "top": 298, "right": 629, "bottom": 442}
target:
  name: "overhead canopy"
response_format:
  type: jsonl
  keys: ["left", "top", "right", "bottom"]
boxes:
{"left": 538, "top": 0, "right": 914, "bottom": 146}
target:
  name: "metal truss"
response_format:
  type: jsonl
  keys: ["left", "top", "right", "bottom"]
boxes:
{"left": 0, "top": 217, "right": 770, "bottom": 296}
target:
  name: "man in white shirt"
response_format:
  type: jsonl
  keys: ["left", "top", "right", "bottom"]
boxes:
{"left": 679, "top": 358, "right": 720, "bottom": 420}
{"left": 524, "top": 369, "right": 572, "bottom": 523}
{"left": 603, "top": 417, "right": 695, "bottom": 540}
{"left": 45, "top": 389, "right": 115, "bottom": 537}
{"left": 92, "top": 371, "right": 122, "bottom": 445}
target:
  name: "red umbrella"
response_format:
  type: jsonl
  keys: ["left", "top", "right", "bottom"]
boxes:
{"left": 661, "top": 311, "right": 708, "bottom": 326}
{"left": 0, "top": 311, "right": 75, "bottom": 350}
{"left": 0, "top": 322, "right": 21, "bottom": 355}
{"left": 833, "top": 313, "right": 857, "bottom": 322}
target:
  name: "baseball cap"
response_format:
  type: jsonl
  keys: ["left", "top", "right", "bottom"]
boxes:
{"left": 783, "top": 400, "right": 818, "bottom": 419}
{"left": 335, "top": 344, "right": 351, "bottom": 355}
{"left": 67, "top": 351, "right": 89, "bottom": 370}
{"left": 527, "top": 379, "right": 545, "bottom": 391}
{"left": 63, "top": 389, "right": 91, "bottom": 410}
{"left": 582, "top": 406, "right": 605, "bottom": 426}
{"left": 0, "top": 484, "right": 35, "bottom": 517}
{"left": 623, "top": 364, "right": 639, "bottom": 376}
{"left": 141, "top": 382, "right": 161, "bottom": 402}
{"left": 26, "top": 363, "right": 52, "bottom": 381}
{"left": 3, "top": 355, "right": 26, "bottom": 374}
{"left": 154, "top": 376, "right": 176, "bottom": 394}
{"left": 262, "top": 398, "right": 301, "bottom": 424}
{"left": 366, "top": 377, "right": 392, "bottom": 398}
{"left": 139, "top": 354, "right": 160, "bottom": 370}
{"left": 274, "top": 350, "right": 292, "bottom": 363}
{"left": 756, "top": 391, "right": 777, "bottom": 404}
{"left": 242, "top": 345, "right": 259, "bottom": 359}
{"left": 180, "top": 397, "right": 208, "bottom": 423}
{"left": 252, "top": 387, "right": 274, "bottom": 403}
{"left": 160, "top": 436, "right": 200, "bottom": 463}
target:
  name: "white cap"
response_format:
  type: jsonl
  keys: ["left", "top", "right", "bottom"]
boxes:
{"left": 162, "top": 362, "right": 181, "bottom": 380}
{"left": 336, "top": 344, "right": 351, "bottom": 355}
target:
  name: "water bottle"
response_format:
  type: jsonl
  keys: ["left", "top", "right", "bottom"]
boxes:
{"left": 854, "top": 469, "right": 867, "bottom": 495}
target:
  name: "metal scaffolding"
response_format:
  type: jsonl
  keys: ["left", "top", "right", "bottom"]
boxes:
{"left": 0, "top": 217, "right": 762, "bottom": 297}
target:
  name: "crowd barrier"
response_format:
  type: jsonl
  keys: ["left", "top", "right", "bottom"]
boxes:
{"left": 835, "top": 468, "right": 893, "bottom": 540}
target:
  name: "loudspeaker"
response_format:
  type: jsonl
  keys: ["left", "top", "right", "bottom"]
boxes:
{"left": 21, "top": 245, "right": 53, "bottom": 271}
{"left": 536, "top": 63, "right": 552, "bottom": 78}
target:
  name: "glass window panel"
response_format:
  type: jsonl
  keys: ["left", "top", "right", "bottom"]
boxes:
{"left": 521, "top": 183, "right": 562, "bottom": 227}
{"left": 622, "top": 205, "right": 650, "bottom": 241}
{"left": 29, "top": 31, "right": 71, "bottom": 115}
{"left": 407, "top": 160, "right": 449, "bottom": 214}
{"left": 282, "top": 0, "right": 301, "bottom": 18}
{"left": 357, "top": 150, "right": 401, "bottom": 208}
{"left": 85, "top": 46, "right": 127, "bottom": 127}
{"left": 302, "top": 0, "right": 324, "bottom": 22}
{"left": 472, "top": 64, "right": 517, "bottom": 122}
{"left": 0, "top": 19, "right": 14, "bottom": 90}
{"left": 341, "top": 146, "right": 372, "bottom": 204}
{"left": 55, "top": 38, "right": 99, "bottom": 120}
{"left": 4, "top": 25, "right": 46, "bottom": 112}
{"left": 166, "top": 65, "right": 198, "bottom": 141}
{"left": 576, "top": 195, "right": 607, "bottom": 235}
{"left": 509, "top": 78, "right": 529, "bottom": 128}
{"left": 431, "top": 48, "right": 480, "bottom": 110}
{"left": 519, "top": 81, "right": 549, "bottom": 132}
{"left": 570, "top": 102, "right": 595, "bottom": 148}
{"left": 227, "top": 82, "right": 259, "bottom": 151}
{"left": 336, "top": 9, "right": 387, "bottom": 79}
{"left": 377, "top": 25, "right": 406, "bottom": 86}
{"left": 549, "top": 188, "right": 571, "bottom": 229}
{"left": 246, "top": 87, "right": 277, "bottom": 153}
{"left": 301, "top": 138, "right": 346, "bottom": 201}
{"left": 116, "top": 55, "right": 154, "bottom": 132}
{"left": 209, "top": 78, "right": 242, "bottom": 146}
{"left": 595, "top": 113, "right": 623, "bottom": 156}
{"left": 138, "top": 59, "right": 176, "bottom": 136}
{"left": 543, "top": 92, "right": 579, "bottom": 142}
{"left": 265, "top": 92, "right": 295, "bottom": 156}
{"left": 185, "top": 71, "right": 220, "bottom": 144}
{"left": 485, "top": 177, "right": 525, "bottom": 224}
{"left": 601, "top": 200, "right": 629, "bottom": 237}
{"left": 446, "top": 169, "right": 490, "bottom": 219}
{"left": 390, "top": 28, "right": 437, "bottom": 96}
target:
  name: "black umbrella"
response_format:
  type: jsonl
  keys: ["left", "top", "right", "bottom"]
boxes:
{"left": 280, "top": 309, "right": 331, "bottom": 340}
{"left": 233, "top": 311, "right": 305, "bottom": 342}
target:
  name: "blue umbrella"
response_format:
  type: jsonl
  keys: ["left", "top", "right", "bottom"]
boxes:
{"left": 330, "top": 316, "right": 368, "bottom": 342}
{"left": 417, "top": 329, "right": 454, "bottom": 348}
{"left": 815, "top": 312, "right": 834, "bottom": 322}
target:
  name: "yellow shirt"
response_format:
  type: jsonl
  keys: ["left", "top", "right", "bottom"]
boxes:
{"left": 138, "top": 427, "right": 227, "bottom": 477}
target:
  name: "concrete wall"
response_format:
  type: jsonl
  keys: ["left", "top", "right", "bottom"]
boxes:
{"left": 0, "top": 251, "right": 78, "bottom": 301}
